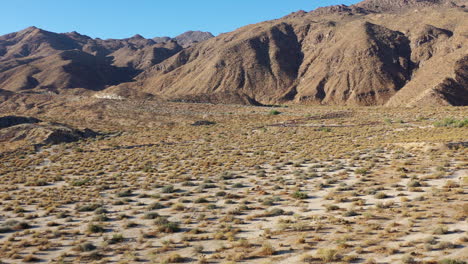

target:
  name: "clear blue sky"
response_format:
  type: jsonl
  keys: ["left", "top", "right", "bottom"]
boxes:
{"left": 2, "top": 0, "right": 359, "bottom": 39}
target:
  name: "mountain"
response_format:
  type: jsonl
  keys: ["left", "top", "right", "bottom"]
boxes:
{"left": 0, "top": 0, "right": 466, "bottom": 106}
{"left": 0, "top": 27, "right": 209, "bottom": 93}
{"left": 108, "top": 0, "right": 467, "bottom": 106}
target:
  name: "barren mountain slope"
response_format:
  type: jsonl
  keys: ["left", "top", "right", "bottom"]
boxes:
{"left": 108, "top": 1, "right": 467, "bottom": 106}
{"left": 0, "top": 0, "right": 466, "bottom": 106}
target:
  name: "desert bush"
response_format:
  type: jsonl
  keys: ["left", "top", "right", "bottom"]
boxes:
{"left": 76, "top": 242, "right": 96, "bottom": 252}
{"left": 0, "top": 220, "right": 31, "bottom": 233}
{"left": 144, "top": 212, "right": 160, "bottom": 219}
{"left": 407, "top": 180, "right": 421, "bottom": 188}
{"left": 87, "top": 223, "right": 104, "bottom": 233}
{"left": 432, "top": 225, "right": 448, "bottom": 235}
{"left": 325, "top": 204, "right": 340, "bottom": 211}
{"left": 375, "top": 192, "right": 388, "bottom": 199}
{"left": 232, "top": 183, "right": 244, "bottom": 188}
{"left": 266, "top": 208, "right": 285, "bottom": 216}
{"left": 355, "top": 168, "right": 369, "bottom": 175}
{"left": 71, "top": 177, "right": 92, "bottom": 186}
{"left": 148, "top": 202, "right": 164, "bottom": 210}
{"left": 343, "top": 210, "right": 358, "bottom": 217}
{"left": 76, "top": 203, "right": 101, "bottom": 212}
{"left": 165, "top": 253, "right": 185, "bottom": 263}
{"left": 161, "top": 185, "right": 175, "bottom": 193}
{"left": 315, "top": 248, "right": 341, "bottom": 262}
{"left": 93, "top": 214, "right": 110, "bottom": 222}
{"left": 258, "top": 242, "right": 275, "bottom": 256}
{"left": 107, "top": 234, "right": 124, "bottom": 244}
{"left": 22, "top": 254, "right": 40, "bottom": 262}
{"left": 116, "top": 189, "right": 133, "bottom": 197}
{"left": 194, "top": 197, "right": 209, "bottom": 203}
{"left": 155, "top": 217, "right": 180, "bottom": 233}
{"left": 291, "top": 191, "right": 308, "bottom": 199}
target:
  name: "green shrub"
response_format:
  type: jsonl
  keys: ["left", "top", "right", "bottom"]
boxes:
{"left": 268, "top": 110, "right": 281, "bottom": 115}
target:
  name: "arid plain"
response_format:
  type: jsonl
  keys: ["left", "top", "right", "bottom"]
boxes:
{"left": 0, "top": 96, "right": 466, "bottom": 263}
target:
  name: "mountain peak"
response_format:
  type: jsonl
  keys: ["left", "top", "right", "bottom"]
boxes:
{"left": 131, "top": 34, "right": 145, "bottom": 39}
{"left": 174, "top": 31, "right": 214, "bottom": 47}
{"left": 18, "top": 26, "right": 42, "bottom": 35}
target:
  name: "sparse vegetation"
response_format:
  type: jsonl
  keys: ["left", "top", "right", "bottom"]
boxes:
{"left": 434, "top": 118, "right": 468, "bottom": 128}
{"left": 0, "top": 103, "right": 466, "bottom": 263}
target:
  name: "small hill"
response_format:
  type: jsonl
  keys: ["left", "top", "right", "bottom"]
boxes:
{"left": 0, "top": 116, "right": 97, "bottom": 151}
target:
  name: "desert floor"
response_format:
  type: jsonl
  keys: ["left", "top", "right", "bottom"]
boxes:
{"left": 0, "top": 99, "right": 467, "bottom": 263}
